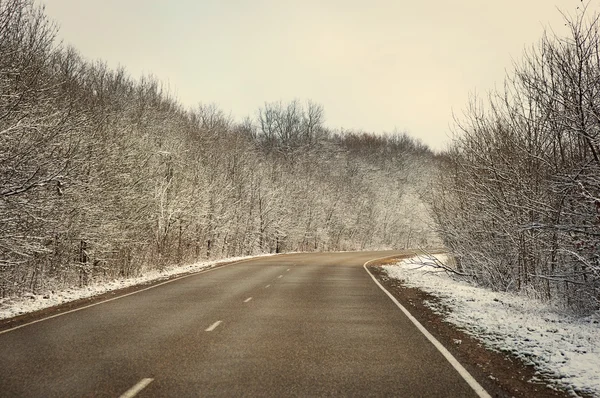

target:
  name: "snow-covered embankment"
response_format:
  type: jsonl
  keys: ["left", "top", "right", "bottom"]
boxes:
{"left": 0, "top": 254, "right": 274, "bottom": 321}
{"left": 382, "top": 254, "right": 600, "bottom": 396}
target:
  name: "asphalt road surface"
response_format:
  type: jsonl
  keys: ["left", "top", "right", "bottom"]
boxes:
{"left": 0, "top": 251, "right": 487, "bottom": 397}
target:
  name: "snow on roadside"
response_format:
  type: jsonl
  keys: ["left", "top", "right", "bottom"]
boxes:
{"left": 382, "top": 254, "right": 600, "bottom": 397}
{"left": 0, "top": 254, "right": 275, "bottom": 321}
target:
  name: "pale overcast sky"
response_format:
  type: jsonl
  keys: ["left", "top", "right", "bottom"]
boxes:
{"left": 42, "top": 0, "right": 586, "bottom": 150}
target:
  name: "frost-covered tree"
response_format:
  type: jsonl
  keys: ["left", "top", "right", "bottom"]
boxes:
{"left": 430, "top": 8, "right": 600, "bottom": 312}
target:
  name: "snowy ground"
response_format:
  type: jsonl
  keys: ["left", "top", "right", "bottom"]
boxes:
{"left": 0, "top": 254, "right": 275, "bottom": 321}
{"left": 382, "top": 254, "right": 600, "bottom": 397}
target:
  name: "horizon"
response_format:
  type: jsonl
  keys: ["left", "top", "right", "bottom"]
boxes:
{"left": 43, "top": 0, "right": 583, "bottom": 150}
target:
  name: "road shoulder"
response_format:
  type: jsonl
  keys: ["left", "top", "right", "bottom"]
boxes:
{"left": 367, "top": 262, "right": 581, "bottom": 398}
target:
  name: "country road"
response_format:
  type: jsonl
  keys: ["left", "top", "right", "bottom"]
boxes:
{"left": 0, "top": 251, "right": 487, "bottom": 397}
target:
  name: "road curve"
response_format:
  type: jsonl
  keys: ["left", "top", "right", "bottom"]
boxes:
{"left": 0, "top": 251, "right": 485, "bottom": 397}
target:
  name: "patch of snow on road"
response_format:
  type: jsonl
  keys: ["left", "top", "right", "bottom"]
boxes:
{"left": 0, "top": 254, "right": 274, "bottom": 321}
{"left": 382, "top": 254, "right": 600, "bottom": 397}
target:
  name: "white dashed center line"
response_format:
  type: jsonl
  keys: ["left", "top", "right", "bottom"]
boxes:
{"left": 265, "top": 284, "right": 271, "bottom": 288}
{"left": 286, "top": 268, "right": 290, "bottom": 272}
{"left": 278, "top": 275, "right": 283, "bottom": 278}
{"left": 119, "top": 378, "right": 154, "bottom": 398}
{"left": 244, "top": 297, "right": 252, "bottom": 303}
{"left": 205, "top": 320, "right": 222, "bottom": 332}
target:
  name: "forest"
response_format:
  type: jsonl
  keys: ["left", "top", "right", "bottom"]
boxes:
{"left": 0, "top": 0, "right": 437, "bottom": 298}
{"left": 428, "top": 10, "right": 600, "bottom": 312}
{"left": 1, "top": 0, "right": 599, "bottom": 313}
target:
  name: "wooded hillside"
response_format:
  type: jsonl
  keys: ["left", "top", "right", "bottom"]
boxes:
{"left": 0, "top": 0, "right": 437, "bottom": 298}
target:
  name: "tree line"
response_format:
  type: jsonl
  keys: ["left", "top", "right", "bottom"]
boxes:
{"left": 430, "top": 9, "right": 600, "bottom": 312}
{"left": 0, "top": 0, "right": 437, "bottom": 298}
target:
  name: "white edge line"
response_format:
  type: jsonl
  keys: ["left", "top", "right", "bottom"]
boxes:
{"left": 119, "top": 377, "right": 154, "bottom": 398}
{"left": 205, "top": 320, "right": 222, "bottom": 332}
{"left": 0, "top": 256, "right": 267, "bottom": 335}
{"left": 363, "top": 256, "right": 491, "bottom": 398}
